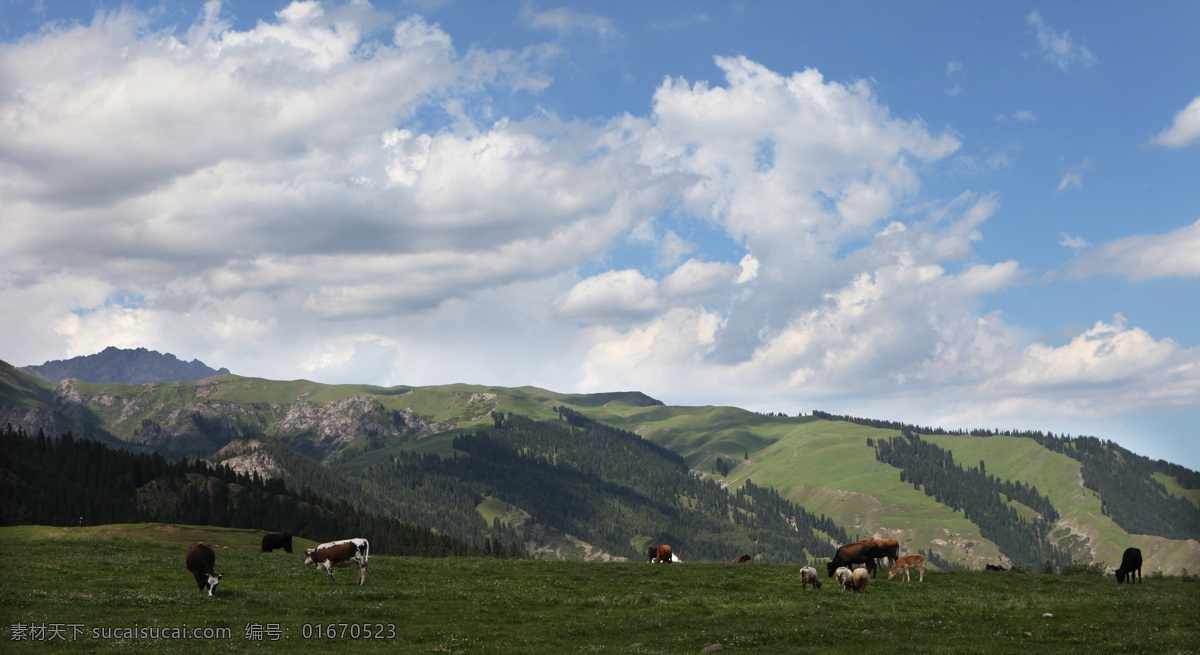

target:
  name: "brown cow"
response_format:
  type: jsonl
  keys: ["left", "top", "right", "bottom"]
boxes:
{"left": 185, "top": 542, "right": 222, "bottom": 597}
{"left": 888, "top": 554, "right": 927, "bottom": 582}
{"left": 826, "top": 542, "right": 878, "bottom": 578}
{"left": 304, "top": 538, "right": 370, "bottom": 585}
{"left": 730, "top": 554, "right": 752, "bottom": 564}
{"left": 858, "top": 539, "right": 900, "bottom": 576}
{"left": 647, "top": 545, "right": 660, "bottom": 563}
{"left": 652, "top": 544, "right": 676, "bottom": 563}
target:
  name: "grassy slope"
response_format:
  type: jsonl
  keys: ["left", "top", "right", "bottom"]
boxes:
{"left": 7, "top": 366, "right": 1198, "bottom": 573}
{"left": 2, "top": 524, "right": 1197, "bottom": 655}
{"left": 1154, "top": 472, "right": 1200, "bottom": 507}
{"left": 621, "top": 411, "right": 1004, "bottom": 566}
{"left": 575, "top": 400, "right": 1200, "bottom": 573}
{"left": 0, "top": 362, "right": 55, "bottom": 409}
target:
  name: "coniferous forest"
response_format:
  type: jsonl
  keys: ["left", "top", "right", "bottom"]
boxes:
{"left": 818, "top": 410, "right": 1200, "bottom": 542}
{"left": 0, "top": 424, "right": 506, "bottom": 558}
{"left": 873, "top": 432, "right": 1071, "bottom": 568}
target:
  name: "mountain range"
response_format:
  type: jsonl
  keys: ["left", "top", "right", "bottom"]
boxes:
{"left": 20, "top": 346, "right": 230, "bottom": 384}
{"left": 2, "top": 348, "right": 1197, "bottom": 573}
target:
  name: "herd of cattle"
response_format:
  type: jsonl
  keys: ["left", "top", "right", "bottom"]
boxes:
{"left": 185, "top": 533, "right": 1146, "bottom": 597}
{"left": 184, "top": 532, "right": 370, "bottom": 597}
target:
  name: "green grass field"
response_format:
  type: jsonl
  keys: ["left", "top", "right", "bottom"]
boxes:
{"left": 2, "top": 525, "right": 1197, "bottom": 654}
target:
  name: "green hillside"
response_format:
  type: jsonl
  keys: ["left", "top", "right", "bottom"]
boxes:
{"left": 2, "top": 361, "right": 1198, "bottom": 573}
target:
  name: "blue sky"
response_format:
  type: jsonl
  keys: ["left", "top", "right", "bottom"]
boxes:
{"left": 2, "top": 1, "right": 1198, "bottom": 469}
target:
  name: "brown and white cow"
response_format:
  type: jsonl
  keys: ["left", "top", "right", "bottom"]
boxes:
{"left": 887, "top": 554, "right": 927, "bottom": 582}
{"left": 260, "top": 532, "right": 293, "bottom": 553}
{"left": 304, "top": 538, "right": 370, "bottom": 585}
{"left": 185, "top": 542, "right": 223, "bottom": 597}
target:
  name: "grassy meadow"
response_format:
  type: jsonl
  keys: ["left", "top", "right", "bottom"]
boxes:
{"left": 2, "top": 524, "right": 1198, "bottom": 655}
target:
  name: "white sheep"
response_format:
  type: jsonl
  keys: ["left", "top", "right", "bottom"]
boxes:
{"left": 835, "top": 566, "right": 854, "bottom": 592}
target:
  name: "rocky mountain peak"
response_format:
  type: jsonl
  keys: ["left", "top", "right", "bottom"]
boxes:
{"left": 21, "top": 346, "right": 230, "bottom": 384}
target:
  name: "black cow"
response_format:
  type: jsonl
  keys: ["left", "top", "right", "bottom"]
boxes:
{"left": 1115, "top": 547, "right": 1142, "bottom": 584}
{"left": 261, "top": 532, "right": 293, "bottom": 553}
{"left": 985, "top": 563, "right": 1007, "bottom": 572}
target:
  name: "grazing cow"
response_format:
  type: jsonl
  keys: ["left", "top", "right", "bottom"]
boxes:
{"left": 852, "top": 567, "right": 870, "bottom": 593}
{"left": 652, "top": 544, "right": 677, "bottom": 563}
{"left": 857, "top": 539, "right": 901, "bottom": 576}
{"left": 304, "top": 538, "right": 370, "bottom": 585}
{"left": 888, "top": 554, "right": 927, "bottom": 582}
{"left": 800, "top": 566, "right": 822, "bottom": 591}
{"left": 1115, "top": 547, "right": 1142, "bottom": 584}
{"left": 826, "top": 542, "right": 878, "bottom": 578}
{"left": 185, "top": 542, "right": 222, "bottom": 597}
{"left": 985, "top": 563, "right": 1007, "bottom": 572}
{"left": 835, "top": 566, "right": 854, "bottom": 592}
{"left": 730, "top": 554, "right": 752, "bottom": 564}
{"left": 260, "top": 532, "right": 293, "bottom": 553}
{"left": 647, "top": 545, "right": 660, "bottom": 563}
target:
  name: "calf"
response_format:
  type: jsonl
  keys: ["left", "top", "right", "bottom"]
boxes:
{"left": 185, "top": 542, "right": 223, "bottom": 597}
{"left": 835, "top": 566, "right": 854, "bottom": 592}
{"left": 1115, "top": 547, "right": 1142, "bottom": 584}
{"left": 852, "top": 567, "right": 870, "bottom": 593}
{"left": 888, "top": 554, "right": 926, "bottom": 582}
{"left": 304, "top": 538, "right": 370, "bottom": 585}
{"left": 800, "top": 566, "right": 822, "bottom": 591}
{"left": 260, "top": 532, "right": 293, "bottom": 553}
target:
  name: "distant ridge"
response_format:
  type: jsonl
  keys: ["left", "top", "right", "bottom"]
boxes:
{"left": 21, "top": 346, "right": 230, "bottom": 384}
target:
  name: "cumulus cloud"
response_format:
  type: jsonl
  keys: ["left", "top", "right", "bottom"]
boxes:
{"left": 1148, "top": 95, "right": 1200, "bottom": 148}
{"left": 3, "top": 4, "right": 1195, "bottom": 457}
{"left": 1027, "top": 11, "right": 1096, "bottom": 71}
{"left": 1063, "top": 219, "right": 1200, "bottom": 281}
{"left": 553, "top": 269, "right": 663, "bottom": 324}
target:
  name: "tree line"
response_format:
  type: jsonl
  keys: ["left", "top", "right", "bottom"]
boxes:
{"left": 0, "top": 424, "right": 511, "bottom": 558}
{"left": 873, "top": 432, "right": 1071, "bottom": 568}
{"left": 815, "top": 411, "right": 1200, "bottom": 541}
{"left": 443, "top": 411, "right": 851, "bottom": 563}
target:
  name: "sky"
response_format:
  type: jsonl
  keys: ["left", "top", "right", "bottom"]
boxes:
{"left": 2, "top": 1, "right": 1198, "bottom": 470}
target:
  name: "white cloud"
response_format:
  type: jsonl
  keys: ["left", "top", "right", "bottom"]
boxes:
{"left": 1056, "top": 157, "right": 1094, "bottom": 192}
{"left": 1148, "top": 95, "right": 1200, "bottom": 148}
{"left": 520, "top": 3, "right": 618, "bottom": 41}
{"left": 2, "top": 7, "right": 1195, "bottom": 466}
{"left": 1027, "top": 11, "right": 1097, "bottom": 71}
{"left": 1059, "top": 233, "right": 1090, "bottom": 250}
{"left": 553, "top": 269, "right": 663, "bottom": 324}
{"left": 1064, "top": 219, "right": 1200, "bottom": 281}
